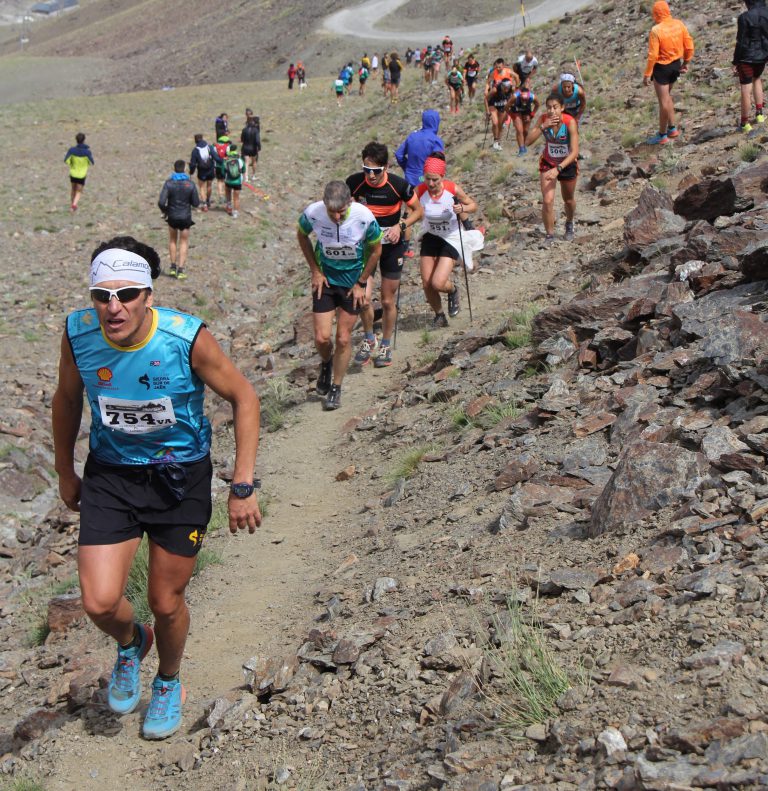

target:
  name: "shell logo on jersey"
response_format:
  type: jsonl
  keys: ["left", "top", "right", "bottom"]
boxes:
{"left": 97, "top": 367, "right": 113, "bottom": 382}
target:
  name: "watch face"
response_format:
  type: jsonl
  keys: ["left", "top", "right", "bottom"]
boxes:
{"left": 231, "top": 483, "right": 253, "bottom": 498}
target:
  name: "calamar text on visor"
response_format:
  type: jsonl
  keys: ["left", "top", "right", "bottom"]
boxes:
{"left": 90, "top": 248, "right": 153, "bottom": 289}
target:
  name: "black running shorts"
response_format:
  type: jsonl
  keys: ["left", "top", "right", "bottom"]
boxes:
{"left": 70, "top": 176, "right": 86, "bottom": 185}
{"left": 167, "top": 217, "right": 194, "bottom": 231}
{"left": 312, "top": 283, "right": 361, "bottom": 315}
{"left": 420, "top": 232, "right": 459, "bottom": 260}
{"left": 539, "top": 159, "right": 578, "bottom": 182}
{"left": 79, "top": 455, "right": 213, "bottom": 557}
{"left": 736, "top": 62, "right": 766, "bottom": 85}
{"left": 652, "top": 61, "right": 682, "bottom": 86}
{"left": 379, "top": 240, "right": 406, "bottom": 280}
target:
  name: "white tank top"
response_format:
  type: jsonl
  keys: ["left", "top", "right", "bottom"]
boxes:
{"left": 417, "top": 180, "right": 459, "bottom": 238}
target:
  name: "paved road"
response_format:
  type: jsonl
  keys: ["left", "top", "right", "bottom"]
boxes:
{"left": 322, "top": 0, "right": 597, "bottom": 44}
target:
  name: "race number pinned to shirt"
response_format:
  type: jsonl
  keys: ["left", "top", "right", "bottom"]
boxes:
{"left": 322, "top": 244, "right": 357, "bottom": 260}
{"left": 98, "top": 395, "right": 176, "bottom": 434}
{"left": 547, "top": 142, "right": 569, "bottom": 160}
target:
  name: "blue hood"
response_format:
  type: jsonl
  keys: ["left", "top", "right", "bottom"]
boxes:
{"left": 421, "top": 109, "right": 441, "bottom": 132}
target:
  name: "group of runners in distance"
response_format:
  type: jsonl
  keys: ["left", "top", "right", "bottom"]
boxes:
{"left": 52, "top": 0, "right": 768, "bottom": 746}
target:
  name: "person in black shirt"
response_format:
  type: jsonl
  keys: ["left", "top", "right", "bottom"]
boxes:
{"left": 240, "top": 116, "right": 261, "bottom": 181}
{"left": 346, "top": 142, "right": 422, "bottom": 368}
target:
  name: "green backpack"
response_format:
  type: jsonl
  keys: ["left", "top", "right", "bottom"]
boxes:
{"left": 225, "top": 157, "right": 241, "bottom": 181}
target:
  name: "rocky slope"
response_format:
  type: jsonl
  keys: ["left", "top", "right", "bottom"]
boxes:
{"left": 1, "top": 0, "right": 768, "bottom": 789}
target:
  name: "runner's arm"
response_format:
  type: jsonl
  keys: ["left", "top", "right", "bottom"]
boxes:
{"left": 191, "top": 182, "right": 200, "bottom": 208}
{"left": 577, "top": 92, "right": 587, "bottom": 121}
{"left": 297, "top": 227, "right": 327, "bottom": 296}
{"left": 453, "top": 185, "right": 477, "bottom": 214}
{"left": 51, "top": 333, "right": 85, "bottom": 512}
{"left": 158, "top": 182, "right": 169, "bottom": 213}
{"left": 191, "top": 327, "right": 262, "bottom": 534}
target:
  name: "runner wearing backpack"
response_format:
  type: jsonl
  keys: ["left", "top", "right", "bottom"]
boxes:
{"left": 189, "top": 134, "right": 220, "bottom": 212}
{"left": 213, "top": 136, "right": 232, "bottom": 204}
{"left": 224, "top": 145, "right": 245, "bottom": 218}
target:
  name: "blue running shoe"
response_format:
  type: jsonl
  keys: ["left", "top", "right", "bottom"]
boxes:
{"left": 107, "top": 623, "right": 154, "bottom": 715}
{"left": 646, "top": 132, "right": 669, "bottom": 145}
{"left": 143, "top": 676, "right": 186, "bottom": 740}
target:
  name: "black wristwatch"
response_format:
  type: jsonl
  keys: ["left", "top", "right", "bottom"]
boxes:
{"left": 399, "top": 220, "right": 407, "bottom": 233}
{"left": 357, "top": 279, "right": 368, "bottom": 287}
{"left": 556, "top": 164, "right": 563, "bottom": 173}
{"left": 230, "top": 480, "right": 261, "bottom": 498}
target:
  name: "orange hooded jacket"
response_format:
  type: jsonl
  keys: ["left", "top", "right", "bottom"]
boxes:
{"left": 644, "top": 1, "right": 695, "bottom": 78}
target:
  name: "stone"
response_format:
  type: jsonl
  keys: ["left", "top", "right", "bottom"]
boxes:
{"left": 704, "top": 731, "right": 768, "bottom": 766}
{"left": 673, "top": 281, "right": 768, "bottom": 366}
{"left": 531, "top": 274, "right": 668, "bottom": 344}
{"left": 372, "top": 577, "right": 398, "bottom": 601}
{"left": 47, "top": 593, "right": 85, "bottom": 633}
{"left": 701, "top": 426, "right": 750, "bottom": 464}
{"left": 242, "top": 654, "right": 298, "bottom": 694}
{"left": 493, "top": 453, "right": 539, "bottom": 491}
{"left": 739, "top": 239, "right": 768, "bottom": 282}
{"left": 691, "top": 126, "right": 732, "bottom": 144}
{"left": 589, "top": 441, "right": 708, "bottom": 536}
{"left": 635, "top": 755, "right": 700, "bottom": 787}
{"left": 683, "top": 641, "right": 746, "bottom": 669}
{"left": 524, "top": 722, "right": 548, "bottom": 741}
{"left": 335, "top": 465, "right": 356, "bottom": 481}
{"left": 549, "top": 568, "right": 601, "bottom": 591}
{"left": 673, "top": 177, "right": 740, "bottom": 222}
{"left": 624, "top": 186, "right": 686, "bottom": 251}
{"left": 573, "top": 412, "right": 616, "bottom": 438}
{"left": 159, "top": 741, "right": 196, "bottom": 771}
{"left": 663, "top": 717, "right": 747, "bottom": 753}
{"left": 597, "top": 726, "right": 627, "bottom": 757}
{"left": 13, "top": 708, "right": 68, "bottom": 743}
{"left": 439, "top": 671, "right": 480, "bottom": 716}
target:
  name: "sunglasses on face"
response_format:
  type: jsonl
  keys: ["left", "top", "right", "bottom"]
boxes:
{"left": 90, "top": 286, "right": 145, "bottom": 304}
{"left": 363, "top": 165, "right": 385, "bottom": 175}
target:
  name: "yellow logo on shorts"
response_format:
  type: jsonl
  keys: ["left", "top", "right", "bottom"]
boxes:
{"left": 188, "top": 529, "right": 204, "bottom": 549}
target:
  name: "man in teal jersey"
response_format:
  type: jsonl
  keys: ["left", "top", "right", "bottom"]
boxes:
{"left": 297, "top": 181, "right": 382, "bottom": 410}
{"left": 51, "top": 236, "right": 261, "bottom": 740}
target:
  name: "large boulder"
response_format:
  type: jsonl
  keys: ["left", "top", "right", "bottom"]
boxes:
{"left": 624, "top": 186, "right": 686, "bottom": 251}
{"left": 531, "top": 274, "right": 668, "bottom": 344}
{"left": 673, "top": 178, "right": 741, "bottom": 222}
{"left": 589, "top": 441, "right": 708, "bottom": 536}
{"left": 672, "top": 281, "right": 768, "bottom": 365}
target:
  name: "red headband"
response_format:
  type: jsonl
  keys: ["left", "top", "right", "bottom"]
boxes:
{"left": 423, "top": 156, "right": 446, "bottom": 176}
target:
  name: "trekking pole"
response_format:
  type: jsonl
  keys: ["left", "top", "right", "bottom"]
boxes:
{"left": 454, "top": 198, "right": 473, "bottom": 324}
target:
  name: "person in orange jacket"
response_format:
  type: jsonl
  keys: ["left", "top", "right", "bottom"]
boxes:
{"left": 642, "top": 0, "right": 694, "bottom": 144}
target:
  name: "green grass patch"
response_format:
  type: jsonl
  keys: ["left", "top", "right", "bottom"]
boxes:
{"left": 620, "top": 131, "right": 641, "bottom": 148}
{"left": 452, "top": 399, "right": 521, "bottom": 431}
{"left": 261, "top": 377, "right": 293, "bottom": 432}
{"left": 3, "top": 777, "right": 47, "bottom": 791}
{"left": 483, "top": 595, "right": 575, "bottom": 730}
{"left": 419, "top": 329, "right": 433, "bottom": 347}
{"left": 740, "top": 142, "right": 761, "bottom": 163}
{"left": 502, "top": 303, "right": 538, "bottom": 349}
{"left": 388, "top": 444, "right": 437, "bottom": 483}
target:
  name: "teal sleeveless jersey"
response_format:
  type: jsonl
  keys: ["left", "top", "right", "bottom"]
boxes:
{"left": 66, "top": 306, "right": 212, "bottom": 466}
